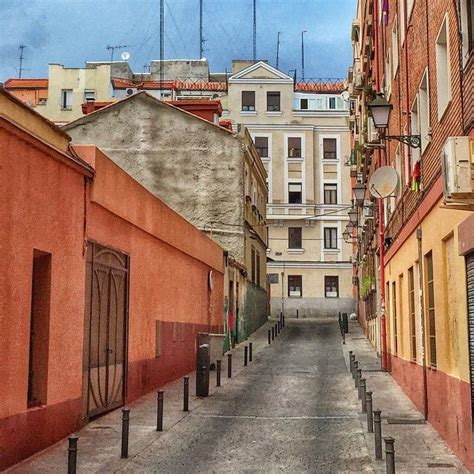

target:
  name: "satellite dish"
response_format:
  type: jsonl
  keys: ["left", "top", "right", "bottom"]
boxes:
{"left": 121, "top": 51, "right": 130, "bottom": 61}
{"left": 341, "top": 90, "right": 350, "bottom": 102}
{"left": 368, "top": 166, "right": 399, "bottom": 198}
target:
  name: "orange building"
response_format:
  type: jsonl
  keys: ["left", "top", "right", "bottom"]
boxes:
{"left": 0, "top": 88, "right": 224, "bottom": 470}
{"left": 3, "top": 78, "right": 48, "bottom": 107}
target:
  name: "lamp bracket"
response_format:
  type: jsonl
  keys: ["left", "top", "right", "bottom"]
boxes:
{"left": 385, "top": 134, "right": 421, "bottom": 149}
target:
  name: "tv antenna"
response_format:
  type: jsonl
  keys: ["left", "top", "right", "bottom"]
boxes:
{"left": 368, "top": 166, "right": 400, "bottom": 199}
{"left": 106, "top": 45, "right": 131, "bottom": 62}
{"left": 276, "top": 32, "right": 282, "bottom": 70}
{"left": 18, "top": 45, "right": 27, "bottom": 78}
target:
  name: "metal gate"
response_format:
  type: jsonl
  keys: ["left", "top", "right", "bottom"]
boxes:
{"left": 84, "top": 241, "right": 129, "bottom": 418}
{"left": 466, "top": 252, "right": 474, "bottom": 424}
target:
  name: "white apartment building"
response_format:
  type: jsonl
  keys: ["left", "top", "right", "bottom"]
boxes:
{"left": 225, "top": 61, "right": 355, "bottom": 318}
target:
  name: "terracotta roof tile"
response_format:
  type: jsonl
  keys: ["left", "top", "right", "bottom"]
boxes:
{"left": 4, "top": 78, "right": 48, "bottom": 89}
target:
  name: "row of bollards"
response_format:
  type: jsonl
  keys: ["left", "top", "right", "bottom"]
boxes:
{"left": 268, "top": 315, "right": 285, "bottom": 346}
{"left": 67, "top": 325, "right": 276, "bottom": 473}
{"left": 348, "top": 350, "right": 396, "bottom": 473}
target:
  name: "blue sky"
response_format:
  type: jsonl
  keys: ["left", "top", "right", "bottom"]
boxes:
{"left": 0, "top": 0, "right": 357, "bottom": 82}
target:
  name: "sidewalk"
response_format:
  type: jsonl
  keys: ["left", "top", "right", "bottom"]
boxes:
{"left": 8, "top": 321, "right": 278, "bottom": 473}
{"left": 342, "top": 320, "right": 467, "bottom": 473}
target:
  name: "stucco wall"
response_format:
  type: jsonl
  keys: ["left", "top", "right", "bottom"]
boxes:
{"left": 66, "top": 93, "right": 247, "bottom": 263}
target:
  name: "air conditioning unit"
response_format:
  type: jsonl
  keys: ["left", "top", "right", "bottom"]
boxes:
{"left": 441, "top": 137, "right": 474, "bottom": 203}
{"left": 126, "top": 88, "right": 138, "bottom": 96}
{"left": 367, "top": 116, "right": 379, "bottom": 143}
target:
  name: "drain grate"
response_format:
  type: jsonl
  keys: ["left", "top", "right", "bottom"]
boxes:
{"left": 427, "top": 462, "right": 456, "bottom": 468}
{"left": 386, "top": 418, "right": 426, "bottom": 425}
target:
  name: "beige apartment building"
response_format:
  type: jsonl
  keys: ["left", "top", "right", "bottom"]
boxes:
{"left": 225, "top": 61, "right": 354, "bottom": 318}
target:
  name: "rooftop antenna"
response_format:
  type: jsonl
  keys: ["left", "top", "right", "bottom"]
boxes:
{"left": 106, "top": 45, "right": 131, "bottom": 62}
{"left": 276, "top": 32, "right": 282, "bottom": 70}
{"left": 199, "top": 0, "right": 207, "bottom": 58}
{"left": 18, "top": 45, "right": 26, "bottom": 78}
{"left": 301, "top": 30, "right": 307, "bottom": 81}
{"left": 253, "top": 0, "right": 257, "bottom": 62}
{"left": 160, "top": 0, "right": 164, "bottom": 84}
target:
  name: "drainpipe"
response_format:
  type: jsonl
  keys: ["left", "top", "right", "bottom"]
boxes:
{"left": 416, "top": 227, "right": 428, "bottom": 419}
{"left": 373, "top": 0, "right": 388, "bottom": 371}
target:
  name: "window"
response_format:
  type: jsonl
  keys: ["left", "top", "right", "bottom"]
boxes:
{"left": 38, "top": 98, "right": 47, "bottom": 106}
{"left": 425, "top": 252, "right": 437, "bottom": 367}
{"left": 324, "top": 183, "right": 338, "bottom": 204}
{"left": 267, "top": 91, "right": 281, "bottom": 111}
{"left": 61, "top": 89, "right": 72, "bottom": 110}
{"left": 288, "top": 183, "right": 302, "bottom": 204}
{"left": 385, "top": 50, "right": 392, "bottom": 96}
{"left": 461, "top": 0, "right": 474, "bottom": 63}
{"left": 392, "top": 19, "right": 399, "bottom": 77}
{"left": 84, "top": 89, "right": 96, "bottom": 101}
{"left": 436, "top": 16, "right": 451, "bottom": 119}
{"left": 419, "top": 70, "right": 430, "bottom": 152}
{"left": 392, "top": 281, "right": 398, "bottom": 354}
{"left": 288, "top": 227, "right": 302, "bottom": 249}
{"left": 323, "top": 138, "right": 337, "bottom": 159}
{"left": 254, "top": 137, "right": 268, "bottom": 158}
{"left": 300, "top": 98, "right": 308, "bottom": 110}
{"left": 288, "top": 275, "right": 302, "bottom": 297}
{"left": 242, "top": 91, "right": 255, "bottom": 111}
{"left": 325, "top": 276, "right": 339, "bottom": 298}
{"left": 408, "top": 267, "right": 417, "bottom": 361}
{"left": 256, "top": 250, "right": 261, "bottom": 286}
{"left": 28, "top": 250, "right": 51, "bottom": 407}
{"left": 288, "top": 137, "right": 302, "bottom": 158}
{"left": 329, "top": 97, "right": 336, "bottom": 109}
{"left": 410, "top": 99, "right": 420, "bottom": 173}
{"left": 407, "top": 0, "right": 414, "bottom": 19}
{"left": 251, "top": 246, "right": 256, "bottom": 283}
{"left": 324, "top": 227, "right": 338, "bottom": 249}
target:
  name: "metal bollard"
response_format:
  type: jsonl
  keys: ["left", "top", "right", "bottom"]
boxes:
{"left": 353, "top": 360, "right": 359, "bottom": 381}
{"left": 356, "top": 368, "right": 362, "bottom": 391}
{"left": 183, "top": 376, "right": 189, "bottom": 412}
{"left": 360, "top": 378, "right": 367, "bottom": 411}
{"left": 366, "top": 391, "right": 374, "bottom": 433}
{"left": 268, "top": 329, "right": 271, "bottom": 344}
{"left": 216, "top": 360, "right": 221, "bottom": 387}
{"left": 244, "top": 345, "right": 248, "bottom": 366}
{"left": 374, "top": 409, "right": 383, "bottom": 460}
{"left": 384, "top": 436, "right": 395, "bottom": 474}
{"left": 156, "top": 390, "right": 164, "bottom": 431}
{"left": 249, "top": 342, "right": 253, "bottom": 362}
{"left": 121, "top": 408, "right": 130, "bottom": 458}
{"left": 278, "top": 321, "right": 281, "bottom": 333}
{"left": 282, "top": 314, "right": 285, "bottom": 326}
{"left": 275, "top": 323, "right": 278, "bottom": 336}
{"left": 227, "top": 353, "right": 232, "bottom": 378}
{"left": 272, "top": 326, "right": 275, "bottom": 341}
{"left": 67, "top": 435, "right": 78, "bottom": 474}
{"left": 296, "top": 309, "right": 299, "bottom": 319}
{"left": 348, "top": 351, "right": 353, "bottom": 373}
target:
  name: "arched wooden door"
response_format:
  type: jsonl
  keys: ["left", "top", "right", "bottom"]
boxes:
{"left": 83, "top": 241, "right": 129, "bottom": 418}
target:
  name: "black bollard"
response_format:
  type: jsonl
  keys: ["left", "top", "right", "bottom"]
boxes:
{"left": 356, "top": 368, "right": 362, "bottom": 392}
{"left": 384, "top": 437, "right": 395, "bottom": 474}
{"left": 360, "top": 378, "right": 367, "bottom": 412}
{"left": 227, "top": 353, "right": 232, "bottom": 378}
{"left": 244, "top": 345, "right": 248, "bottom": 366}
{"left": 350, "top": 354, "right": 356, "bottom": 375}
{"left": 249, "top": 342, "right": 253, "bottom": 362}
{"left": 349, "top": 351, "right": 354, "bottom": 373}
{"left": 183, "top": 376, "right": 189, "bottom": 412}
{"left": 353, "top": 360, "right": 359, "bottom": 381}
{"left": 366, "top": 391, "right": 374, "bottom": 433}
{"left": 268, "top": 329, "right": 271, "bottom": 344}
{"left": 67, "top": 435, "right": 78, "bottom": 474}
{"left": 216, "top": 359, "right": 221, "bottom": 386}
{"left": 275, "top": 323, "right": 278, "bottom": 336}
{"left": 272, "top": 326, "right": 275, "bottom": 341}
{"left": 374, "top": 409, "right": 383, "bottom": 460}
{"left": 121, "top": 408, "right": 130, "bottom": 458}
{"left": 278, "top": 321, "right": 281, "bottom": 334}
{"left": 282, "top": 314, "right": 285, "bottom": 327}
{"left": 296, "top": 309, "right": 299, "bottom": 319}
{"left": 156, "top": 390, "right": 164, "bottom": 432}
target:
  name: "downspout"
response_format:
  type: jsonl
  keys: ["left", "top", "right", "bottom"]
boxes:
{"left": 374, "top": 0, "right": 388, "bottom": 371}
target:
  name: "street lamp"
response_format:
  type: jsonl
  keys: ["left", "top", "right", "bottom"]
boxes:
{"left": 348, "top": 207, "right": 358, "bottom": 224}
{"left": 346, "top": 221, "right": 355, "bottom": 232}
{"left": 342, "top": 229, "right": 350, "bottom": 242}
{"left": 368, "top": 93, "right": 421, "bottom": 149}
{"left": 353, "top": 182, "right": 366, "bottom": 207}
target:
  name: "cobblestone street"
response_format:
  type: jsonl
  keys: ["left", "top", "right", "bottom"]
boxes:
{"left": 9, "top": 318, "right": 465, "bottom": 473}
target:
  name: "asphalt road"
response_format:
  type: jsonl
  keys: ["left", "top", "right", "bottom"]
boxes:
{"left": 119, "top": 318, "right": 373, "bottom": 473}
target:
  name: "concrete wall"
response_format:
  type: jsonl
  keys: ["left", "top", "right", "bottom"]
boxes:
{"left": 150, "top": 59, "right": 210, "bottom": 81}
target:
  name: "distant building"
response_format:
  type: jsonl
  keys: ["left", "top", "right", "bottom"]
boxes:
{"left": 225, "top": 60, "right": 354, "bottom": 318}
{"left": 64, "top": 92, "right": 268, "bottom": 344}
{"left": 3, "top": 78, "right": 48, "bottom": 107}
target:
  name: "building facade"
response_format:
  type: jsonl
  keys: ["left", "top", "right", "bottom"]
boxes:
{"left": 64, "top": 92, "right": 268, "bottom": 346}
{"left": 225, "top": 61, "right": 354, "bottom": 318}
{"left": 349, "top": 0, "right": 474, "bottom": 469}
{"left": 0, "top": 88, "right": 224, "bottom": 470}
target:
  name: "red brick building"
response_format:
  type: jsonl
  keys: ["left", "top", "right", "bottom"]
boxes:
{"left": 0, "top": 88, "right": 224, "bottom": 470}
